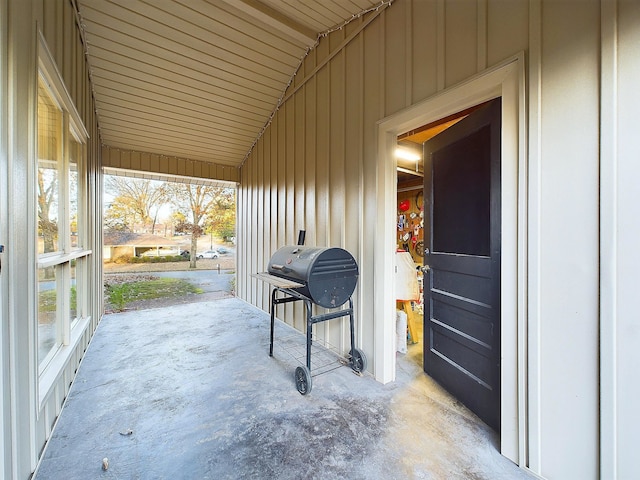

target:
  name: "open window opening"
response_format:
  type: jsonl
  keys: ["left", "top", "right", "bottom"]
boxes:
{"left": 102, "top": 169, "right": 237, "bottom": 313}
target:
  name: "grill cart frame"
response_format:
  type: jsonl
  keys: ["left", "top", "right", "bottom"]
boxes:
{"left": 253, "top": 242, "right": 367, "bottom": 394}
{"left": 267, "top": 284, "right": 366, "bottom": 394}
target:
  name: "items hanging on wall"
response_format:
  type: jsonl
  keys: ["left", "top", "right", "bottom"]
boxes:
{"left": 415, "top": 190, "right": 424, "bottom": 211}
{"left": 397, "top": 187, "right": 424, "bottom": 264}
{"left": 398, "top": 214, "right": 406, "bottom": 231}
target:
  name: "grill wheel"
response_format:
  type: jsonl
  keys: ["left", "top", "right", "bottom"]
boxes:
{"left": 351, "top": 348, "right": 367, "bottom": 373}
{"left": 295, "top": 366, "right": 312, "bottom": 395}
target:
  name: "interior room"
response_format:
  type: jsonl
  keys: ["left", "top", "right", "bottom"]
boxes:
{"left": 394, "top": 112, "right": 469, "bottom": 371}
{"left": 395, "top": 135, "right": 425, "bottom": 368}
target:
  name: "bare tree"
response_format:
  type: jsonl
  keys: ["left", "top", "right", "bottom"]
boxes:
{"left": 38, "top": 168, "right": 58, "bottom": 254}
{"left": 165, "top": 184, "right": 220, "bottom": 268}
{"left": 104, "top": 176, "right": 168, "bottom": 233}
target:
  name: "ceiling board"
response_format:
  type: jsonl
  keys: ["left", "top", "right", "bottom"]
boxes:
{"left": 75, "top": 0, "right": 387, "bottom": 169}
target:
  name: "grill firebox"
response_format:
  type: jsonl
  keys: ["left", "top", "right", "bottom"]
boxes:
{"left": 267, "top": 246, "right": 359, "bottom": 308}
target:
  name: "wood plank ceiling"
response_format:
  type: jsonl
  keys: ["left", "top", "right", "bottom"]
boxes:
{"left": 75, "top": 0, "right": 386, "bottom": 169}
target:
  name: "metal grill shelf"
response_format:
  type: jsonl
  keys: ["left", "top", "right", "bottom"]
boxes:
{"left": 275, "top": 331, "right": 351, "bottom": 378}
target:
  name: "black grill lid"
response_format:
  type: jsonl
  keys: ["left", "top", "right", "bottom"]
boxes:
{"left": 267, "top": 246, "right": 358, "bottom": 308}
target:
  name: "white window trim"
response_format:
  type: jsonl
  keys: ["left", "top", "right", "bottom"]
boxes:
{"left": 37, "top": 249, "right": 92, "bottom": 269}
{"left": 36, "top": 32, "right": 91, "bottom": 404}
{"left": 37, "top": 32, "right": 88, "bottom": 141}
{"left": 38, "top": 316, "right": 92, "bottom": 406}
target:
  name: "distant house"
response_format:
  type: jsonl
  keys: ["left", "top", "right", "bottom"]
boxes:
{"left": 103, "top": 231, "right": 183, "bottom": 261}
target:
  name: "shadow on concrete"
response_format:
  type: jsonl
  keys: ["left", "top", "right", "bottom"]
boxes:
{"left": 34, "top": 298, "right": 534, "bottom": 480}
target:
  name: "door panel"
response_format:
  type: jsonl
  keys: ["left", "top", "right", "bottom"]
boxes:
{"left": 423, "top": 99, "right": 501, "bottom": 432}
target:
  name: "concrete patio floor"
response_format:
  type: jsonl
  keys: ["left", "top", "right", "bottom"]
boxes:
{"left": 34, "top": 298, "right": 534, "bottom": 480}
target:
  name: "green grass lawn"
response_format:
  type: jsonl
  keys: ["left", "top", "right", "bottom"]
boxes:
{"left": 38, "top": 286, "right": 76, "bottom": 312}
{"left": 105, "top": 278, "right": 204, "bottom": 311}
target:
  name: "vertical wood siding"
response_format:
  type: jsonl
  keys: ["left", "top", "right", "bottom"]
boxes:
{"left": 238, "top": 0, "right": 531, "bottom": 383}
{"left": 536, "top": 1, "right": 600, "bottom": 477}
{"left": 101, "top": 146, "right": 241, "bottom": 184}
{"left": 3, "top": 0, "right": 102, "bottom": 477}
{"left": 600, "top": 1, "right": 640, "bottom": 479}
{"left": 238, "top": 0, "right": 604, "bottom": 478}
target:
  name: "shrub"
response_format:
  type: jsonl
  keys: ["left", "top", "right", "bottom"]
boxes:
{"left": 128, "top": 255, "right": 187, "bottom": 264}
{"left": 114, "top": 255, "right": 133, "bottom": 264}
{"left": 106, "top": 284, "right": 128, "bottom": 312}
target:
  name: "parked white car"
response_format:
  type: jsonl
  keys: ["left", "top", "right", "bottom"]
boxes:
{"left": 197, "top": 250, "right": 220, "bottom": 259}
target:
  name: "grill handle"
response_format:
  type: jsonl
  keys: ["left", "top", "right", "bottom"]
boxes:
{"left": 270, "top": 264, "right": 291, "bottom": 274}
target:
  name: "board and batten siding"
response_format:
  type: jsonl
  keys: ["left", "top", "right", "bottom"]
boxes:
{"left": 237, "top": 0, "right": 623, "bottom": 478}
{"left": 2, "top": 0, "right": 102, "bottom": 478}
{"left": 600, "top": 1, "right": 640, "bottom": 479}
{"left": 239, "top": 0, "right": 532, "bottom": 379}
{"left": 101, "top": 146, "right": 241, "bottom": 184}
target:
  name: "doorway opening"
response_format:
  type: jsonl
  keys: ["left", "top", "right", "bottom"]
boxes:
{"left": 376, "top": 55, "right": 525, "bottom": 462}
{"left": 395, "top": 99, "right": 503, "bottom": 434}
{"left": 393, "top": 104, "right": 483, "bottom": 372}
{"left": 102, "top": 169, "right": 237, "bottom": 313}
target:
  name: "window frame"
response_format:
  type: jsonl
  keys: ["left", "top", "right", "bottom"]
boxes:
{"left": 36, "top": 34, "right": 91, "bottom": 385}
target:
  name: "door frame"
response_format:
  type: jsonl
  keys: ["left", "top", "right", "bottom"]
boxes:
{"left": 374, "top": 53, "right": 526, "bottom": 464}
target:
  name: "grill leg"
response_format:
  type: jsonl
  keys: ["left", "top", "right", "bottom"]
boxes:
{"left": 305, "top": 299, "right": 313, "bottom": 370}
{"left": 269, "top": 288, "right": 277, "bottom": 357}
{"left": 348, "top": 297, "right": 355, "bottom": 359}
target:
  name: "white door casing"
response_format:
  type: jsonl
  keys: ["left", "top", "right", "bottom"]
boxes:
{"left": 375, "top": 53, "right": 526, "bottom": 465}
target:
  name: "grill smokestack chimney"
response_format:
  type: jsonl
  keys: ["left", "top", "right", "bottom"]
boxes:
{"left": 297, "top": 230, "right": 306, "bottom": 246}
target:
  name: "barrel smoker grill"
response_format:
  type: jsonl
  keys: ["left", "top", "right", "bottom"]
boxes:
{"left": 258, "top": 245, "right": 367, "bottom": 394}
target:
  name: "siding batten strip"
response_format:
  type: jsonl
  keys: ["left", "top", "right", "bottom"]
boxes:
{"left": 527, "top": 0, "right": 543, "bottom": 471}
{"left": 405, "top": 0, "right": 413, "bottom": 106}
{"left": 599, "top": 0, "right": 618, "bottom": 478}
{"left": 477, "top": 0, "right": 488, "bottom": 71}
{"left": 436, "top": 0, "right": 446, "bottom": 91}
{"left": 357, "top": 30, "right": 365, "bottom": 357}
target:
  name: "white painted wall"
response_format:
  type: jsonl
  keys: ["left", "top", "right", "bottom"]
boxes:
{"left": 534, "top": 1, "right": 601, "bottom": 477}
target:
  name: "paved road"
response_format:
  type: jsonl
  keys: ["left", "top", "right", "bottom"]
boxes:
{"left": 38, "top": 269, "right": 233, "bottom": 293}
{"left": 142, "top": 269, "right": 233, "bottom": 294}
